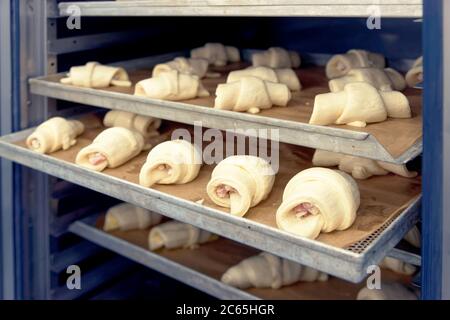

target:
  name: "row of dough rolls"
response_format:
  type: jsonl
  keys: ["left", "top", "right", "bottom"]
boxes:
{"left": 25, "top": 116, "right": 361, "bottom": 241}
{"left": 103, "top": 203, "right": 217, "bottom": 251}
{"left": 28, "top": 116, "right": 419, "bottom": 244}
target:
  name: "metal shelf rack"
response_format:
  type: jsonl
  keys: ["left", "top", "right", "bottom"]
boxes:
{"left": 57, "top": 1, "right": 422, "bottom": 18}
{"left": 0, "top": 126, "right": 421, "bottom": 283}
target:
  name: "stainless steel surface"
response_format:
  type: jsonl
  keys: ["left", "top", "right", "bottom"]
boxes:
{"left": 69, "top": 214, "right": 258, "bottom": 300}
{"left": 29, "top": 67, "right": 422, "bottom": 164}
{"left": 58, "top": 1, "right": 422, "bottom": 17}
{"left": 388, "top": 248, "right": 421, "bottom": 266}
{"left": 0, "top": 128, "right": 421, "bottom": 283}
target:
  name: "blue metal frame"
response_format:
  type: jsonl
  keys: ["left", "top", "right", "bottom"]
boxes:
{"left": 0, "top": 0, "right": 15, "bottom": 300}
{"left": 422, "top": 0, "right": 450, "bottom": 300}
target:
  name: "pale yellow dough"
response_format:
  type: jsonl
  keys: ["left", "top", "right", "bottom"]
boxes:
{"left": 379, "top": 256, "right": 416, "bottom": 276}
{"left": 148, "top": 221, "right": 218, "bottom": 251}
{"left": 309, "top": 82, "right": 412, "bottom": 127}
{"left": 26, "top": 117, "right": 85, "bottom": 154}
{"left": 357, "top": 282, "right": 418, "bottom": 300}
{"left": 405, "top": 56, "right": 423, "bottom": 87}
{"left": 152, "top": 57, "right": 209, "bottom": 79}
{"left": 135, "top": 70, "right": 210, "bottom": 101}
{"left": 139, "top": 140, "right": 202, "bottom": 188}
{"left": 60, "top": 62, "right": 131, "bottom": 88}
{"left": 215, "top": 76, "right": 291, "bottom": 114}
{"left": 312, "top": 150, "right": 417, "bottom": 180}
{"left": 276, "top": 168, "right": 360, "bottom": 240}
{"left": 221, "top": 252, "right": 328, "bottom": 290}
{"left": 76, "top": 127, "right": 145, "bottom": 172}
{"left": 329, "top": 67, "right": 406, "bottom": 92}
{"left": 326, "top": 49, "right": 385, "bottom": 79}
{"left": 103, "top": 203, "right": 163, "bottom": 232}
{"left": 227, "top": 66, "right": 302, "bottom": 91}
{"left": 207, "top": 156, "right": 275, "bottom": 217}
{"left": 191, "top": 43, "right": 240, "bottom": 67}
{"left": 252, "top": 47, "right": 301, "bottom": 69}
{"left": 103, "top": 110, "right": 161, "bottom": 139}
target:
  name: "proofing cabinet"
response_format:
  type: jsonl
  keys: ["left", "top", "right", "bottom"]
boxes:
{"left": 0, "top": 0, "right": 448, "bottom": 300}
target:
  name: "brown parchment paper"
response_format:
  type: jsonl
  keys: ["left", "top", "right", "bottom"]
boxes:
{"left": 43, "top": 63, "right": 423, "bottom": 158}
{"left": 94, "top": 216, "right": 412, "bottom": 300}
{"left": 16, "top": 123, "right": 421, "bottom": 249}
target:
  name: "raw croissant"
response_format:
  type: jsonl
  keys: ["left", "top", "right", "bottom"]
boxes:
{"left": 207, "top": 155, "right": 275, "bottom": 217}
{"left": 252, "top": 47, "right": 301, "bottom": 69}
{"left": 404, "top": 226, "right": 421, "bottom": 248}
{"left": 326, "top": 49, "right": 385, "bottom": 79}
{"left": 227, "top": 66, "right": 302, "bottom": 91}
{"left": 76, "top": 127, "right": 145, "bottom": 172}
{"left": 26, "top": 117, "right": 85, "bottom": 154}
{"left": 215, "top": 76, "right": 292, "bottom": 114}
{"left": 148, "top": 221, "right": 218, "bottom": 251}
{"left": 276, "top": 168, "right": 360, "bottom": 239}
{"left": 139, "top": 140, "right": 202, "bottom": 188}
{"left": 357, "top": 282, "right": 418, "bottom": 300}
{"left": 60, "top": 62, "right": 131, "bottom": 88}
{"left": 103, "top": 203, "right": 163, "bottom": 232}
{"left": 135, "top": 70, "right": 210, "bottom": 101}
{"left": 405, "top": 56, "right": 423, "bottom": 87}
{"left": 379, "top": 257, "right": 416, "bottom": 276}
{"left": 328, "top": 67, "right": 406, "bottom": 92}
{"left": 103, "top": 110, "right": 161, "bottom": 139}
{"left": 191, "top": 43, "right": 240, "bottom": 67}
{"left": 221, "top": 252, "right": 328, "bottom": 290}
{"left": 152, "top": 57, "right": 209, "bottom": 79}
{"left": 312, "top": 150, "right": 417, "bottom": 180}
{"left": 309, "top": 82, "right": 412, "bottom": 127}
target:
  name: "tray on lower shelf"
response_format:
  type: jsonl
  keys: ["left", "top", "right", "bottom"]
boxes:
{"left": 69, "top": 214, "right": 412, "bottom": 300}
{"left": 0, "top": 122, "right": 421, "bottom": 283}
{"left": 29, "top": 62, "right": 423, "bottom": 164}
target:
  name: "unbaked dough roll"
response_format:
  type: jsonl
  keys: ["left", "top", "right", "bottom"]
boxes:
{"left": 312, "top": 150, "right": 418, "bottom": 180}
{"left": 76, "top": 127, "right": 145, "bottom": 172}
{"left": 215, "top": 76, "right": 291, "bottom": 114}
{"left": 60, "top": 62, "right": 131, "bottom": 88}
{"left": 404, "top": 226, "right": 421, "bottom": 248}
{"left": 207, "top": 156, "right": 275, "bottom": 217}
{"left": 152, "top": 57, "right": 209, "bottom": 79}
{"left": 405, "top": 56, "right": 423, "bottom": 87}
{"left": 326, "top": 49, "right": 385, "bottom": 79}
{"left": 103, "top": 110, "right": 161, "bottom": 139}
{"left": 357, "top": 282, "right": 418, "bottom": 300}
{"left": 252, "top": 47, "right": 301, "bottom": 69}
{"left": 148, "top": 221, "right": 218, "bottom": 251}
{"left": 309, "top": 82, "right": 411, "bottom": 127}
{"left": 139, "top": 140, "right": 202, "bottom": 188}
{"left": 227, "top": 66, "right": 302, "bottom": 91}
{"left": 135, "top": 70, "right": 209, "bottom": 101}
{"left": 221, "top": 252, "right": 328, "bottom": 290}
{"left": 328, "top": 68, "right": 406, "bottom": 92}
{"left": 26, "top": 117, "right": 85, "bottom": 154}
{"left": 276, "top": 168, "right": 360, "bottom": 239}
{"left": 103, "top": 203, "right": 163, "bottom": 232}
{"left": 191, "top": 43, "right": 240, "bottom": 66}
{"left": 379, "top": 257, "right": 417, "bottom": 276}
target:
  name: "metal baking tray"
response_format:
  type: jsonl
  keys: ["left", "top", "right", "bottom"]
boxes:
{"left": 29, "top": 56, "right": 422, "bottom": 164}
{"left": 69, "top": 214, "right": 412, "bottom": 300}
{"left": 57, "top": 1, "right": 422, "bottom": 18}
{"left": 0, "top": 127, "right": 421, "bottom": 283}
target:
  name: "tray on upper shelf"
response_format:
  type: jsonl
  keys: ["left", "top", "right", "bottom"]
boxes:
{"left": 29, "top": 62, "right": 423, "bottom": 164}
{"left": 69, "top": 214, "right": 413, "bottom": 300}
{"left": 0, "top": 119, "right": 421, "bottom": 283}
{"left": 57, "top": 1, "right": 422, "bottom": 18}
